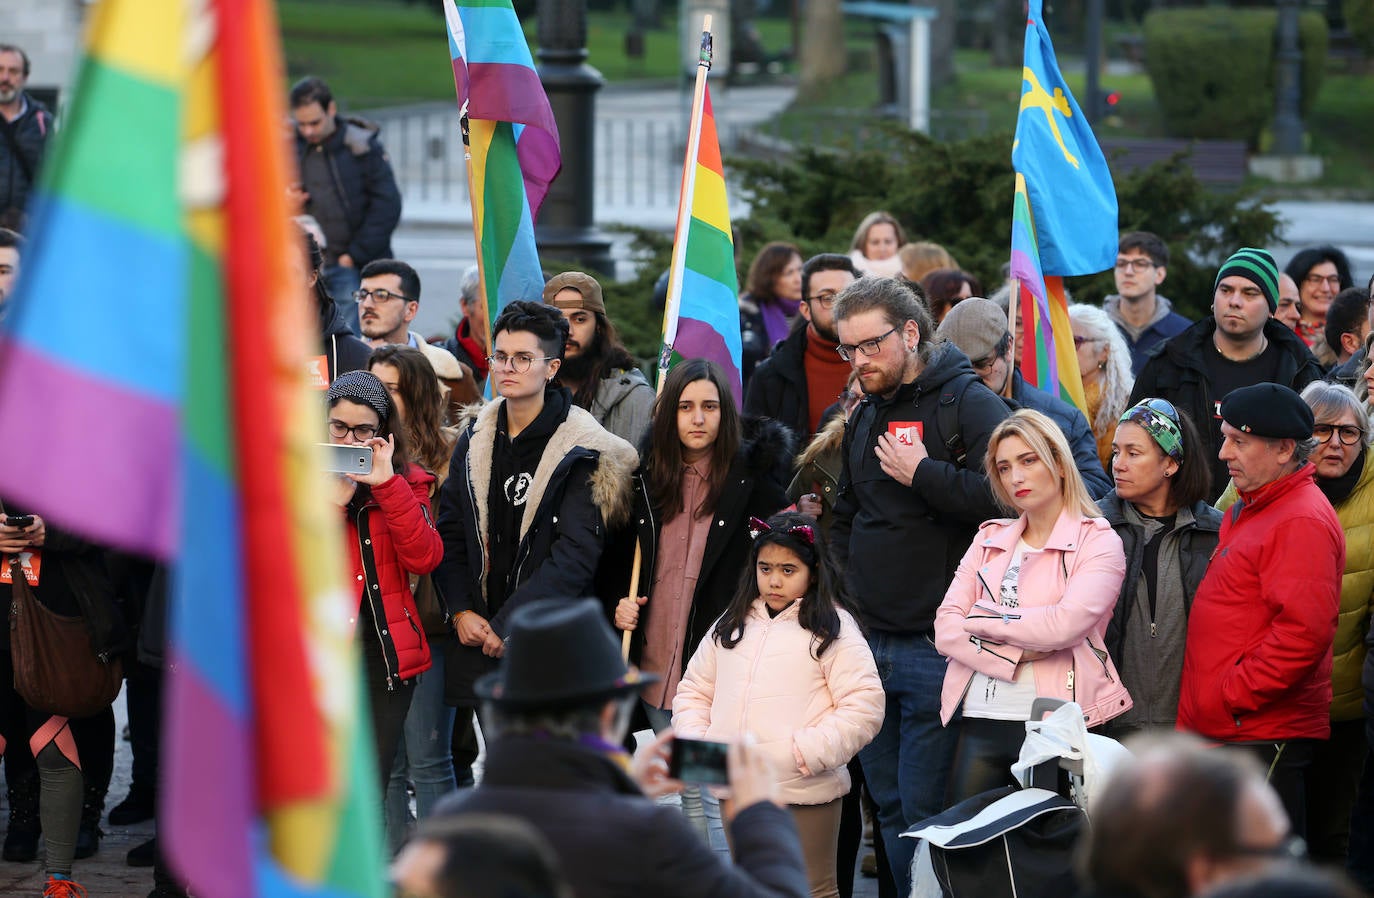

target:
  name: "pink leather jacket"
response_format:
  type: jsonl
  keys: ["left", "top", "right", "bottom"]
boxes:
{"left": 936, "top": 509, "right": 1132, "bottom": 728}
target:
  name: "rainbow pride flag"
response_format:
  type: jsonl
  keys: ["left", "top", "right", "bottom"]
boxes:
{"left": 0, "top": 1, "right": 383, "bottom": 896}
{"left": 445, "top": 0, "right": 561, "bottom": 329}
{"left": 660, "top": 53, "right": 742, "bottom": 403}
{"left": 1010, "top": 0, "right": 1117, "bottom": 411}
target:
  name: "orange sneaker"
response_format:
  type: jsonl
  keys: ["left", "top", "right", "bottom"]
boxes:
{"left": 42, "top": 876, "right": 89, "bottom": 898}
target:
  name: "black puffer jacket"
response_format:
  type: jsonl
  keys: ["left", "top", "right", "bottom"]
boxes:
{"left": 294, "top": 117, "right": 402, "bottom": 267}
{"left": 830, "top": 344, "right": 1011, "bottom": 634}
{"left": 602, "top": 417, "right": 795, "bottom": 674}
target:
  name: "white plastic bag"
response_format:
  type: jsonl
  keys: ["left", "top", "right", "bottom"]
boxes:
{"left": 1009, "top": 701, "right": 1130, "bottom": 809}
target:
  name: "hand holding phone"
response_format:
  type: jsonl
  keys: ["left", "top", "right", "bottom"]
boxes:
{"left": 319, "top": 443, "right": 373, "bottom": 475}
{"left": 4, "top": 514, "right": 34, "bottom": 530}
{"left": 668, "top": 737, "right": 731, "bottom": 786}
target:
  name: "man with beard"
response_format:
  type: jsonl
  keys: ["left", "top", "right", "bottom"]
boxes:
{"left": 543, "top": 271, "right": 654, "bottom": 449}
{"left": 358, "top": 259, "right": 479, "bottom": 418}
{"left": 745, "top": 253, "right": 860, "bottom": 443}
{"left": 0, "top": 45, "right": 52, "bottom": 230}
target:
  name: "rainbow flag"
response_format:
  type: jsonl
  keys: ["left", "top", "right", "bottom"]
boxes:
{"left": 660, "top": 69, "right": 742, "bottom": 403}
{"left": 0, "top": 1, "right": 384, "bottom": 896}
{"left": 445, "top": 0, "right": 561, "bottom": 330}
{"left": 1010, "top": 0, "right": 1117, "bottom": 411}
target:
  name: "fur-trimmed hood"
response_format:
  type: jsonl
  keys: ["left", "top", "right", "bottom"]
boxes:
{"left": 795, "top": 414, "right": 845, "bottom": 471}
{"left": 457, "top": 398, "right": 640, "bottom": 542}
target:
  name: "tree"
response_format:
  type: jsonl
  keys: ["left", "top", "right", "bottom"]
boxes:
{"left": 799, "top": 0, "right": 848, "bottom": 97}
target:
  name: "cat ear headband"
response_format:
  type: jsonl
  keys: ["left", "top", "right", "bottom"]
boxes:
{"left": 748, "top": 516, "right": 815, "bottom": 546}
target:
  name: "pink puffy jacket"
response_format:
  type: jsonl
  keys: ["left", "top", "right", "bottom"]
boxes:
{"left": 673, "top": 600, "right": 884, "bottom": 806}
{"left": 936, "top": 510, "right": 1132, "bottom": 728}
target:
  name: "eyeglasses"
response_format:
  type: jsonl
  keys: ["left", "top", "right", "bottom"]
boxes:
{"left": 1114, "top": 258, "right": 1156, "bottom": 272}
{"left": 807, "top": 290, "right": 841, "bottom": 310}
{"left": 487, "top": 352, "right": 555, "bottom": 373}
{"left": 1313, "top": 423, "right": 1365, "bottom": 446}
{"left": 1303, "top": 273, "right": 1342, "bottom": 289}
{"left": 971, "top": 333, "right": 1012, "bottom": 371}
{"left": 1072, "top": 335, "right": 1103, "bottom": 348}
{"left": 353, "top": 287, "right": 412, "bottom": 305}
{"left": 328, "top": 419, "right": 379, "bottom": 441}
{"left": 1136, "top": 397, "right": 1180, "bottom": 423}
{"left": 1230, "top": 835, "right": 1307, "bottom": 861}
{"left": 836, "top": 327, "right": 898, "bottom": 362}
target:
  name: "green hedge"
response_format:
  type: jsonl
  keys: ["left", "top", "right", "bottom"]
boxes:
{"left": 1143, "top": 8, "right": 1327, "bottom": 148}
{"left": 1346, "top": 0, "right": 1374, "bottom": 56}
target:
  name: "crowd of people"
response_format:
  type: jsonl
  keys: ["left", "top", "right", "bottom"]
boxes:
{"left": 1, "top": 53, "right": 1373, "bottom": 898}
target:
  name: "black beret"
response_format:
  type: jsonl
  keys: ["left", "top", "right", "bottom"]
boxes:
{"left": 1219, "top": 383, "right": 1313, "bottom": 440}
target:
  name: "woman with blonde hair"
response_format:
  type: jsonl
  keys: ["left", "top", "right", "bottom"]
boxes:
{"left": 897, "top": 241, "right": 958, "bottom": 285}
{"left": 935, "top": 409, "right": 1129, "bottom": 802}
{"left": 1069, "top": 303, "right": 1134, "bottom": 470}
{"left": 848, "top": 211, "right": 906, "bottom": 278}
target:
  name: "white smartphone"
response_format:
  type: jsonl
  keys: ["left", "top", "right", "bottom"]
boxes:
{"left": 319, "top": 443, "right": 373, "bottom": 475}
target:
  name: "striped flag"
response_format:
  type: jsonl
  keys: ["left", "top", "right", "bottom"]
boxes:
{"left": 0, "top": 1, "right": 384, "bottom": 895}
{"left": 660, "top": 67, "right": 742, "bottom": 403}
{"left": 1010, "top": 0, "right": 1117, "bottom": 410}
{"left": 445, "top": 0, "right": 561, "bottom": 330}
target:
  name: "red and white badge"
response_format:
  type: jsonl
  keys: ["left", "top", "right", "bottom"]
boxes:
{"left": 887, "top": 421, "right": 923, "bottom": 446}
{"left": 0, "top": 551, "right": 41, "bottom": 586}
{"left": 307, "top": 355, "right": 330, "bottom": 390}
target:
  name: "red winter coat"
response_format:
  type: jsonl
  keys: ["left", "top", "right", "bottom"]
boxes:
{"left": 1177, "top": 463, "right": 1343, "bottom": 742}
{"left": 344, "top": 465, "right": 444, "bottom": 684}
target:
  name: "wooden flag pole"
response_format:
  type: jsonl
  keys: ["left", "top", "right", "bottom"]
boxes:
{"left": 623, "top": 14, "right": 715, "bottom": 661}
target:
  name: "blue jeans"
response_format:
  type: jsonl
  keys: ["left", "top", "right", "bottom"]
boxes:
{"left": 323, "top": 262, "right": 362, "bottom": 337}
{"left": 643, "top": 702, "right": 729, "bottom": 857}
{"left": 385, "top": 644, "right": 458, "bottom": 854}
{"left": 857, "top": 630, "right": 960, "bottom": 893}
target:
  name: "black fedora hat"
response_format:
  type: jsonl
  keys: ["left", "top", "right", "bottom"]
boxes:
{"left": 474, "top": 598, "right": 658, "bottom": 709}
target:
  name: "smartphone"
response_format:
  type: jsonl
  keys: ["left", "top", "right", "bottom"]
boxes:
{"left": 669, "top": 737, "right": 730, "bottom": 786}
{"left": 319, "top": 443, "right": 373, "bottom": 476}
{"left": 4, "top": 514, "right": 33, "bottom": 529}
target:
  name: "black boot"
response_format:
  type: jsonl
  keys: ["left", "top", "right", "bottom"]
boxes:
{"left": 73, "top": 781, "right": 104, "bottom": 860}
{"left": 2, "top": 768, "right": 41, "bottom": 863}
{"left": 108, "top": 785, "right": 156, "bottom": 826}
{"left": 127, "top": 835, "right": 157, "bottom": 867}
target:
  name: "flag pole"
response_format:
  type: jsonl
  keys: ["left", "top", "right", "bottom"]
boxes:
{"left": 623, "top": 15, "right": 715, "bottom": 661}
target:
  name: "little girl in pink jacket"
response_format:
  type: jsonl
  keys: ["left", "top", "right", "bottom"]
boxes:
{"left": 935, "top": 410, "right": 1130, "bottom": 806}
{"left": 674, "top": 512, "right": 884, "bottom": 898}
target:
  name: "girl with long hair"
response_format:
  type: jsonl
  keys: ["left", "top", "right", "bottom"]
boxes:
{"left": 326, "top": 370, "right": 444, "bottom": 793}
{"left": 935, "top": 409, "right": 1129, "bottom": 802}
{"left": 368, "top": 346, "right": 464, "bottom": 850}
{"left": 1069, "top": 303, "right": 1135, "bottom": 470}
{"left": 674, "top": 511, "right": 884, "bottom": 898}
{"left": 610, "top": 359, "right": 793, "bottom": 845}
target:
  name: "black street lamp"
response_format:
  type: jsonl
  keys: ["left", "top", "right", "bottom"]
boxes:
{"left": 1273, "top": 0, "right": 1304, "bottom": 155}
{"left": 535, "top": 0, "right": 615, "bottom": 275}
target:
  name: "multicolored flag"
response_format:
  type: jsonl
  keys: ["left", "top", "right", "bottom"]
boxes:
{"left": 445, "top": 0, "right": 561, "bottom": 333}
{"left": 660, "top": 25, "right": 742, "bottom": 403}
{"left": 0, "top": 1, "right": 384, "bottom": 895}
{"left": 1010, "top": 0, "right": 1118, "bottom": 410}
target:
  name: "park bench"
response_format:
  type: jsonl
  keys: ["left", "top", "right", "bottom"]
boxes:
{"left": 1099, "top": 137, "right": 1249, "bottom": 188}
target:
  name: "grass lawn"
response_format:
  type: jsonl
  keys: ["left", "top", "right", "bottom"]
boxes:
{"left": 280, "top": 0, "right": 796, "bottom": 108}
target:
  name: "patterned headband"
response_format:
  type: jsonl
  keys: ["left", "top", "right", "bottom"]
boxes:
{"left": 1119, "top": 398, "right": 1184, "bottom": 462}
{"left": 748, "top": 516, "right": 815, "bottom": 546}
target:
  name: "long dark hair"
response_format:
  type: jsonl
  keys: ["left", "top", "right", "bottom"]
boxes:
{"left": 645, "top": 359, "right": 741, "bottom": 520}
{"left": 369, "top": 344, "right": 456, "bottom": 480}
{"left": 712, "top": 511, "right": 853, "bottom": 658}
{"left": 744, "top": 242, "right": 801, "bottom": 304}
